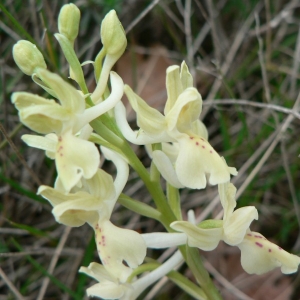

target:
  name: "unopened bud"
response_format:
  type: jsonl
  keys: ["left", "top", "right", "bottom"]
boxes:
{"left": 13, "top": 40, "right": 46, "bottom": 75}
{"left": 101, "top": 10, "right": 127, "bottom": 55}
{"left": 58, "top": 3, "right": 80, "bottom": 42}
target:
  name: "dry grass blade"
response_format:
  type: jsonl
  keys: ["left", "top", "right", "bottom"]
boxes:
{"left": 125, "top": 0, "right": 161, "bottom": 34}
{"left": 36, "top": 227, "right": 72, "bottom": 300}
{"left": 0, "top": 268, "right": 26, "bottom": 300}
{"left": 204, "top": 260, "right": 254, "bottom": 300}
{"left": 203, "top": 99, "right": 300, "bottom": 119}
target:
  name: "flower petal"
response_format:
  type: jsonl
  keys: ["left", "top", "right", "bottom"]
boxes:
{"left": 175, "top": 135, "right": 235, "bottom": 189}
{"left": 36, "top": 68, "right": 85, "bottom": 113}
{"left": 152, "top": 150, "right": 184, "bottom": 188}
{"left": 55, "top": 131, "right": 100, "bottom": 192}
{"left": 171, "top": 221, "right": 222, "bottom": 251}
{"left": 238, "top": 231, "right": 300, "bottom": 275}
{"left": 224, "top": 207, "right": 258, "bottom": 245}
{"left": 125, "top": 85, "right": 166, "bottom": 135}
{"left": 166, "top": 88, "right": 202, "bottom": 132}
{"left": 180, "top": 61, "right": 193, "bottom": 89}
{"left": 22, "top": 134, "right": 57, "bottom": 159}
{"left": 95, "top": 220, "right": 146, "bottom": 283}
{"left": 83, "top": 169, "right": 115, "bottom": 202}
{"left": 12, "top": 92, "right": 70, "bottom": 134}
{"left": 32, "top": 73, "right": 58, "bottom": 99}
{"left": 165, "top": 65, "right": 182, "bottom": 114}
{"left": 218, "top": 182, "right": 237, "bottom": 221}
{"left": 79, "top": 262, "right": 116, "bottom": 283}
{"left": 191, "top": 120, "right": 208, "bottom": 140}
{"left": 86, "top": 282, "right": 126, "bottom": 299}
{"left": 20, "top": 106, "right": 69, "bottom": 134}
{"left": 79, "top": 263, "right": 128, "bottom": 299}
{"left": 115, "top": 102, "right": 170, "bottom": 145}
{"left": 38, "top": 186, "right": 104, "bottom": 227}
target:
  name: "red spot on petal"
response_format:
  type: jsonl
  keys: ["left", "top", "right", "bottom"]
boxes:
{"left": 58, "top": 136, "right": 62, "bottom": 142}
{"left": 278, "top": 246, "right": 282, "bottom": 250}
{"left": 269, "top": 249, "right": 272, "bottom": 252}
{"left": 190, "top": 137, "right": 194, "bottom": 140}
{"left": 196, "top": 142, "right": 199, "bottom": 145}
{"left": 247, "top": 234, "right": 252, "bottom": 236}
{"left": 255, "top": 242, "right": 263, "bottom": 248}
{"left": 202, "top": 145, "right": 205, "bottom": 149}
{"left": 254, "top": 235, "right": 263, "bottom": 239}
{"left": 210, "top": 150, "right": 213, "bottom": 154}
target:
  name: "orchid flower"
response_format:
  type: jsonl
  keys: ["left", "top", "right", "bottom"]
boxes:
{"left": 38, "top": 147, "right": 127, "bottom": 227}
{"left": 79, "top": 250, "right": 184, "bottom": 300}
{"left": 115, "top": 61, "right": 237, "bottom": 189}
{"left": 39, "top": 146, "right": 146, "bottom": 281}
{"left": 38, "top": 168, "right": 116, "bottom": 227}
{"left": 171, "top": 182, "right": 258, "bottom": 250}
{"left": 12, "top": 68, "right": 124, "bottom": 191}
{"left": 170, "top": 182, "right": 300, "bottom": 274}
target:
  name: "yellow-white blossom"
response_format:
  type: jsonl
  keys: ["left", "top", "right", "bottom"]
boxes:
{"left": 12, "top": 68, "right": 124, "bottom": 191}
{"left": 115, "top": 61, "right": 237, "bottom": 189}
{"left": 80, "top": 251, "right": 184, "bottom": 299}
{"left": 171, "top": 182, "right": 300, "bottom": 275}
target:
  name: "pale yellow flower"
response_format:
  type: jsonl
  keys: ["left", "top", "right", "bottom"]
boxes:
{"left": 171, "top": 182, "right": 300, "bottom": 275}
{"left": 12, "top": 69, "right": 123, "bottom": 191}
{"left": 115, "top": 62, "right": 237, "bottom": 189}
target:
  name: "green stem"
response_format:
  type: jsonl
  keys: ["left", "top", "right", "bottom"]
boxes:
{"left": 167, "top": 184, "right": 182, "bottom": 220}
{"left": 94, "top": 48, "right": 106, "bottom": 83}
{"left": 121, "top": 142, "right": 176, "bottom": 228}
{"left": 91, "top": 119, "right": 176, "bottom": 229}
{"left": 150, "top": 143, "right": 162, "bottom": 183}
{"left": 118, "top": 193, "right": 161, "bottom": 221}
{"left": 54, "top": 33, "right": 91, "bottom": 102}
{"left": 182, "top": 246, "right": 222, "bottom": 300}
